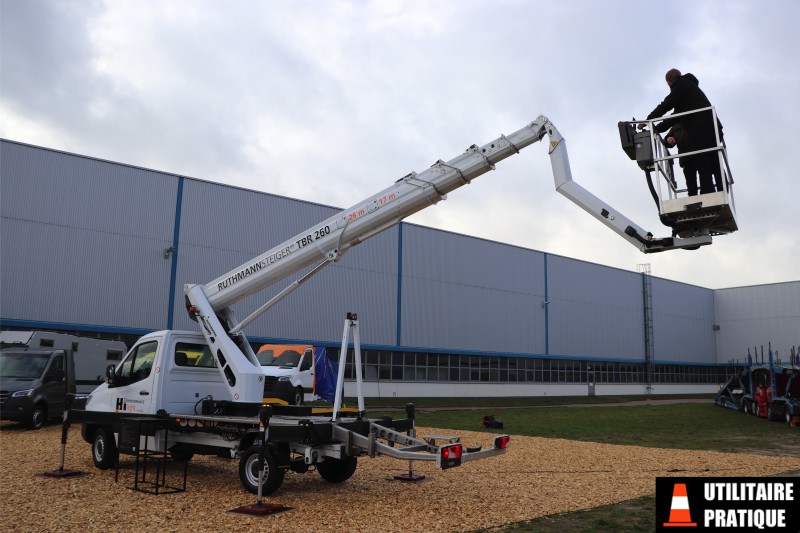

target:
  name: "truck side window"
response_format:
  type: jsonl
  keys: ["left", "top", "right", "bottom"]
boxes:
{"left": 300, "top": 350, "right": 312, "bottom": 371}
{"left": 116, "top": 341, "right": 157, "bottom": 386}
{"left": 49, "top": 354, "right": 64, "bottom": 373}
{"left": 45, "top": 354, "right": 65, "bottom": 381}
{"left": 175, "top": 342, "right": 217, "bottom": 368}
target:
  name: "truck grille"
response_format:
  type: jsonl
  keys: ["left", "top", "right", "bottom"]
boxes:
{"left": 0, "top": 391, "right": 9, "bottom": 404}
{"left": 262, "top": 376, "right": 278, "bottom": 393}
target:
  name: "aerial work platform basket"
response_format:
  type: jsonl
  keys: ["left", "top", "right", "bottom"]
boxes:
{"left": 619, "top": 106, "right": 738, "bottom": 239}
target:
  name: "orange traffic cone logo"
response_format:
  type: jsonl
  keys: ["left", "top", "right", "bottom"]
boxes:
{"left": 663, "top": 483, "right": 697, "bottom": 527}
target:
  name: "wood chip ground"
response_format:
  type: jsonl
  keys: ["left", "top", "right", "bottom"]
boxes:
{"left": 1, "top": 422, "right": 798, "bottom": 532}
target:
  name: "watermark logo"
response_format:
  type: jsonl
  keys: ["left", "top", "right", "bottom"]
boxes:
{"left": 656, "top": 477, "right": 798, "bottom": 532}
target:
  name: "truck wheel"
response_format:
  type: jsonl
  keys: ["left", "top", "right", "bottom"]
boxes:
{"left": 317, "top": 455, "right": 357, "bottom": 483}
{"left": 29, "top": 404, "right": 47, "bottom": 430}
{"left": 768, "top": 404, "right": 782, "bottom": 422}
{"left": 292, "top": 387, "right": 304, "bottom": 406}
{"left": 786, "top": 407, "right": 794, "bottom": 425}
{"left": 239, "top": 445, "right": 285, "bottom": 495}
{"left": 92, "top": 427, "right": 118, "bottom": 469}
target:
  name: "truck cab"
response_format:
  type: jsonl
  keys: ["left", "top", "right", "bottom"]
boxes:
{"left": 257, "top": 344, "right": 315, "bottom": 405}
{"left": 0, "top": 347, "right": 74, "bottom": 429}
{"left": 85, "top": 331, "right": 233, "bottom": 417}
{"left": 1, "top": 329, "right": 125, "bottom": 429}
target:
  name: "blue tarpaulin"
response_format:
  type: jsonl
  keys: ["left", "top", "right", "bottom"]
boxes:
{"left": 314, "top": 347, "right": 340, "bottom": 402}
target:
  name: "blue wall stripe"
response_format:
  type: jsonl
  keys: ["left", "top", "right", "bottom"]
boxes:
{"left": 0, "top": 318, "right": 153, "bottom": 337}
{"left": 166, "top": 177, "right": 184, "bottom": 329}
{"left": 0, "top": 318, "right": 732, "bottom": 367}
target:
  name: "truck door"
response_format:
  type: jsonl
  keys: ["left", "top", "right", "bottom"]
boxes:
{"left": 108, "top": 340, "right": 158, "bottom": 414}
{"left": 42, "top": 352, "right": 67, "bottom": 416}
{"left": 298, "top": 348, "right": 314, "bottom": 392}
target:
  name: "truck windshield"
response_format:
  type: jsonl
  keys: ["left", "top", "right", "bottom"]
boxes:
{"left": 0, "top": 351, "right": 50, "bottom": 379}
{"left": 259, "top": 350, "right": 302, "bottom": 368}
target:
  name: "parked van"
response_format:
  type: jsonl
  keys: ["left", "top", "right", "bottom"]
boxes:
{"left": 0, "top": 331, "right": 127, "bottom": 428}
{"left": 257, "top": 344, "right": 315, "bottom": 405}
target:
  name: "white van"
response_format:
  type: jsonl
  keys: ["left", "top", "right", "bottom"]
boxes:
{"left": 256, "top": 344, "right": 315, "bottom": 405}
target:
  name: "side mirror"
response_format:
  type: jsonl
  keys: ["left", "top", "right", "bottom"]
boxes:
{"left": 105, "top": 364, "right": 117, "bottom": 386}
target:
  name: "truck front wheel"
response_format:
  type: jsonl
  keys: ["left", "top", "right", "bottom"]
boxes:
{"left": 92, "top": 427, "right": 118, "bottom": 469}
{"left": 29, "top": 403, "right": 47, "bottom": 429}
{"left": 292, "top": 387, "right": 304, "bottom": 406}
{"left": 239, "top": 445, "right": 285, "bottom": 495}
{"left": 317, "top": 455, "right": 358, "bottom": 483}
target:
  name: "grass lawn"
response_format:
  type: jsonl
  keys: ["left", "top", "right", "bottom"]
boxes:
{"left": 410, "top": 403, "right": 798, "bottom": 454}
{"left": 361, "top": 397, "right": 799, "bottom": 532}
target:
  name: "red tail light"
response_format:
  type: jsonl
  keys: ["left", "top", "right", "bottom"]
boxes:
{"left": 439, "top": 444, "right": 463, "bottom": 469}
{"left": 494, "top": 435, "right": 510, "bottom": 449}
{"left": 441, "top": 444, "right": 462, "bottom": 459}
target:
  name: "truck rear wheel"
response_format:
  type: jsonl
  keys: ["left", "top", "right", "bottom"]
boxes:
{"left": 239, "top": 445, "right": 285, "bottom": 495}
{"left": 29, "top": 403, "right": 47, "bottom": 430}
{"left": 92, "top": 427, "right": 118, "bottom": 469}
{"left": 317, "top": 455, "right": 357, "bottom": 483}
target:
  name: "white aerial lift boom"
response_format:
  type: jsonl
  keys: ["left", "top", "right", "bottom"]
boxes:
{"left": 75, "top": 114, "right": 735, "bottom": 496}
{"left": 184, "top": 115, "right": 715, "bottom": 405}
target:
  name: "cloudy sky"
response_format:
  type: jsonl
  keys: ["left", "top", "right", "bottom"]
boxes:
{"left": 2, "top": 0, "right": 798, "bottom": 290}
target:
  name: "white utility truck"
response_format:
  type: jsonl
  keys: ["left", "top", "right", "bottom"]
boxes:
{"left": 72, "top": 115, "right": 735, "bottom": 495}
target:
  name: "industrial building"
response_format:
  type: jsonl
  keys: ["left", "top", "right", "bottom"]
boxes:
{"left": 1, "top": 139, "right": 798, "bottom": 397}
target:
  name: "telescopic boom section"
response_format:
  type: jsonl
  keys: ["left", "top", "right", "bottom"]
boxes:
{"left": 184, "top": 116, "right": 550, "bottom": 402}
{"left": 545, "top": 122, "right": 712, "bottom": 253}
{"left": 200, "top": 117, "right": 550, "bottom": 313}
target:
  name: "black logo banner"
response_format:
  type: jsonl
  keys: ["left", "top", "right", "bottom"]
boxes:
{"left": 656, "top": 477, "right": 799, "bottom": 532}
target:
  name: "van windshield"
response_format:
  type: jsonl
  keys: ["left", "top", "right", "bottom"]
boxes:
{"left": 0, "top": 351, "right": 50, "bottom": 379}
{"left": 259, "top": 350, "right": 302, "bottom": 368}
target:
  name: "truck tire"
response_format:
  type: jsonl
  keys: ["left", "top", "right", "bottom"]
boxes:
{"left": 239, "top": 445, "right": 285, "bottom": 495}
{"left": 92, "top": 427, "right": 118, "bottom": 469}
{"left": 768, "top": 403, "right": 782, "bottom": 422}
{"left": 786, "top": 407, "right": 794, "bottom": 425}
{"left": 317, "top": 455, "right": 357, "bottom": 483}
{"left": 29, "top": 403, "right": 47, "bottom": 430}
{"left": 292, "top": 387, "right": 304, "bottom": 406}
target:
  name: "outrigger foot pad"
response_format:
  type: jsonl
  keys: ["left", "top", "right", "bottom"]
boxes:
{"left": 229, "top": 503, "right": 291, "bottom": 516}
{"left": 38, "top": 468, "right": 86, "bottom": 479}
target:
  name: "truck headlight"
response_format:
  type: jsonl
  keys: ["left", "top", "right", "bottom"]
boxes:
{"left": 278, "top": 376, "right": 292, "bottom": 381}
{"left": 12, "top": 389, "right": 33, "bottom": 397}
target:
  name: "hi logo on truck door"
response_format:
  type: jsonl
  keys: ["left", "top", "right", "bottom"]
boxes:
{"left": 115, "top": 397, "right": 144, "bottom": 413}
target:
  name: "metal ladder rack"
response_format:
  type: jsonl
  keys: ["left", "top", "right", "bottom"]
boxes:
{"left": 115, "top": 417, "right": 187, "bottom": 495}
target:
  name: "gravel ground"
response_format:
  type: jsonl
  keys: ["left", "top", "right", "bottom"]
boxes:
{"left": 1, "top": 421, "right": 798, "bottom": 532}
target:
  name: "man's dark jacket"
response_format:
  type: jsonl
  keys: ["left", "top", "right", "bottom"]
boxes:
{"left": 648, "top": 73, "right": 722, "bottom": 152}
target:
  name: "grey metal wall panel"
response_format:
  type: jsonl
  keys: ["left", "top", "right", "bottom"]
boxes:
{"left": 714, "top": 281, "right": 800, "bottom": 362}
{"left": 1, "top": 141, "right": 174, "bottom": 240}
{"left": 4, "top": 139, "right": 794, "bottom": 371}
{"left": 400, "top": 224, "right": 545, "bottom": 354}
{"left": 651, "top": 278, "right": 716, "bottom": 363}
{"left": 1, "top": 141, "right": 177, "bottom": 329}
{"left": 172, "top": 179, "right": 398, "bottom": 345}
{"left": 547, "top": 256, "right": 644, "bottom": 359}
